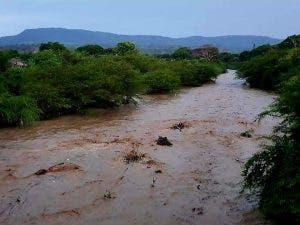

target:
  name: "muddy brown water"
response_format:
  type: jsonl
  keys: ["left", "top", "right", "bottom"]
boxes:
{"left": 0, "top": 70, "right": 277, "bottom": 225}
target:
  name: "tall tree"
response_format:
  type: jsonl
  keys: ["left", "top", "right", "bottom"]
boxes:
{"left": 114, "top": 42, "right": 138, "bottom": 55}
{"left": 39, "top": 42, "right": 67, "bottom": 52}
{"left": 76, "top": 45, "right": 105, "bottom": 56}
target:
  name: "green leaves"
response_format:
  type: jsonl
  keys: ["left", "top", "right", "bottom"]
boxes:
{"left": 142, "top": 70, "right": 181, "bottom": 94}
{"left": 168, "top": 61, "right": 222, "bottom": 87}
{"left": 39, "top": 42, "right": 67, "bottom": 52}
{"left": 172, "top": 47, "right": 192, "bottom": 60}
{"left": 76, "top": 45, "right": 105, "bottom": 56}
{"left": 0, "top": 94, "right": 40, "bottom": 126}
{"left": 241, "top": 37, "right": 300, "bottom": 224}
{"left": 0, "top": 42, "right": 224, "bottom": 127}
{"left": 113, "top": 42, "right": 138, "bottom": 55}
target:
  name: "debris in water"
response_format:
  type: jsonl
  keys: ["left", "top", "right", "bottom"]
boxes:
{"left": 171, "top": 122, "right": 188, "bottom": 131}
{"left": 124, "top": 150, "right": 145, "bottom": 164}
{"left": 35, "top": 169, "right": 48, "bottom": 176}
{"left": 34, "top": 163, "right": 80, "bottom": 176}
{"left": 240, "top": 129, "right": 254, "bottom": 138}
{"left": 155, "top": 169, "right": 162, "bottom": 174}
{"left": 146, "top": 159, "right": 159, "bottom": 167}
{"left": 48, "top": 163, "right": 80, "bottom": 173}
{"left": 104, "top": 190, "right": 115, "bottom": 200}
{"left": 156, "top": 136, "right": 173, "bottom": 146}
{"left": 192, "top": 207, "right": 204, "bottom": 215}
{"left": 151, "top": 177, "right": 156, "bottom": 188}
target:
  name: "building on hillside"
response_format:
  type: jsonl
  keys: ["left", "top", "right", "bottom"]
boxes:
{"left": 9, "top": 58, "right": 27, "bottom": 68}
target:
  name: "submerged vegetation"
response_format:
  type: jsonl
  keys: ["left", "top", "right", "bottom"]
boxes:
{"left": 0, "top": 42, "right": 224, "bottom": 127}
{"left": 239, "top": 35, "right": 300, "bottom": 224}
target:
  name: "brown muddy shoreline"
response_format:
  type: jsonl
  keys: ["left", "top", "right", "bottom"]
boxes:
{"left": 0, "top": 70, "right": 276, "bottom": 225}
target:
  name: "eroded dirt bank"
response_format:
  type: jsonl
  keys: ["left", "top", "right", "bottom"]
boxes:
{"left": 0, "top": 70, "right": 277, "bottom": 225}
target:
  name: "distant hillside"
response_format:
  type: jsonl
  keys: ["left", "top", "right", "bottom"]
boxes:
{"left": 0, "top": 28, "right": 282, "bottom": 53}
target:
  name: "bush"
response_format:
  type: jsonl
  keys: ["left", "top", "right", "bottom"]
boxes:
{"left": 169, "top": 61, "right": 222, "bottom": 86}
{"left": 243, "top": 136, "right": 299, "bottom": 224}
{"left": 76, "top": 45, "right": 105, "bottom": 56}
{"left": 172, "top": 47, "right": 193, "bottom": 60}
{"left": 278, "top": 35, "right": 300, "bottom": 49}
{"left": 143, "top": 70, "right": 180, "bottom": 94}
{"left": 121, "top": 54, "right": 164, "bottom": 73}
{"left": 0, "top": 50, "right": 19, "bottom": 72}
{"left": 0, "top": 93, "right": 40, "bottom": 126}
{"left": 30, "top": 50, "right": 62, "bottom": 68}
{"left": 242, "top": 36, "right": 300, "bottom": 224}
{"left": 239, "top": 45, "right": 274, "bottom": 62}
{"left": 39, "top": 42, "right": 67, "bottom": 52}
{"left": 238, "top": 36, "right": 300, "bottom": 91}
{"left": 0, "top": 42, "right": 224, "bottom": 127}
{"left": 22, "top": 55, "right": 142, "bottom": 117}
{"left": 218, "top": 52, "right": 240, "bottom": 69}
{"left": 113, "top": 42, "right": 138, "bottom": 55}
{"left": 237, "top": 49, "right": 296, "bottom": 90}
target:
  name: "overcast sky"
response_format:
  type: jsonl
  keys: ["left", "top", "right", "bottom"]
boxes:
{"left": 0, "top": 0, "right": 299, "bottom": 38}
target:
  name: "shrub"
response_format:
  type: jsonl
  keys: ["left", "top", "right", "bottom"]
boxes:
{"left": 0, "top": 42, "right": 224, "bottom": 127}
{"left": 0, "top": 93, "right": 40, "bottom": 126}
{"left": 121, "top": 54, "right": 164, "bottom": 73}
{"left": 172, "top": 47, "right": 193, "bottom": 60}
{"left": 238, "top": 49, "right": 289, "bottom": 90}
{"left": 170, "top": 61, "right": 222, "bottom": 86}
{"left": 39, "top": 42, "right": 67, "bottom": 52}
{"left": 143, "top": 70, "right": 180, "bottom": 94}
{"left": 22, "top": 55, "right": 142, "bottom": 117}
{"left": 113, "top": 42, "right": 138, "bottom": 55}
{"left": 243, "top": 135, "right": 299, "bottom": 224}
{"left": 278, "top": 35, "right": 300, "bottom": 49}
{"left": 239, "top": 45, "right": 274, "bottom": 62}
{"left": 238, "top": 37, "right": 300, "bottom": 91}
{"left": 0, "top": 50, "right": 19, "bottom": 72}
{"left": 76, "top": 45, "right": 105, "bottom": 56}
{"left": 30, "top": 50, "right": 62, "bottom": 68}
{"left": 242, "top": 42, "right": 300, "bottom": 224}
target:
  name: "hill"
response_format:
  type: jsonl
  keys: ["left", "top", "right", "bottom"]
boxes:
{"left": 0, "top": 28, "right": 282, "bottom": 53}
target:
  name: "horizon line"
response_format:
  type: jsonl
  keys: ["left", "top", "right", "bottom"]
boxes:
{"left": 0, "top": 27, "right": 285, "bottom": 40}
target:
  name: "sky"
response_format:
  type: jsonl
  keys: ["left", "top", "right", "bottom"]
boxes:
{"left": 0, "top": 0, "right": 299, "bottom": 38}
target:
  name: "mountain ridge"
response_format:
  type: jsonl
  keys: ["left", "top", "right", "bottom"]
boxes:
{"left": 0, "top": 28, "right": 282, "bottom": 53}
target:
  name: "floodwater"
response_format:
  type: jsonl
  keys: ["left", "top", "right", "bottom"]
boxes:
{"left": 0, "top": 70, "right": 277, "bottom": 225}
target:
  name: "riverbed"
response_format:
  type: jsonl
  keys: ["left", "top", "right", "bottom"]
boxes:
{"left": 0, "top": 70, "right": 277, "bottom": 225}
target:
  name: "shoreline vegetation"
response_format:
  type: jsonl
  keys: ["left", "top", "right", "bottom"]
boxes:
{"left": 237, "top": 35, "right": 300, "bottom": 224}
{"left": 0, "top": 42, "right": 225, "bottom": 127}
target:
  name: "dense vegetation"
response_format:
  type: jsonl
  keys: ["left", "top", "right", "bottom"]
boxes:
{"left": 239, "top": 35, "right": 300, "bottom": 224}
{"left": 0, "top": 42, "right": 224, "bottom": 127}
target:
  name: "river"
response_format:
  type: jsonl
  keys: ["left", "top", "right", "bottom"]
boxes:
{"left": 0, "top": 70, "right": 277, "bottom": 225}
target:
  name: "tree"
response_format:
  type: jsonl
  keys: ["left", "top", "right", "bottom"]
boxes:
{"left": 0, "top": 50, "right": 19, "bottom": 72}
{"left": 192, "top": 45, "right": 219, "bottom": 61}
{"left": 172, "top": 47, "right": 192, "bottom": 59}
{"left": 30, "top": 50, "right": 62, "bottom": 68}
{"left": 278, "top": 35, "right": 300, "bottom": 49}
{"left": 239, "top": 45, "right": 274, "bottom": 61}
{"left": 104, "top": 48, "right": 114, "bottom": 55}
{"left": 240, "top": 37, "right": 300, "bottom": 224}
{"left": 39, "top": 42, "right": 67, "bottom": 52}
{"left": 76, "top": 45, "right": 105, "bottom": 56}
{"left": 114, "top": 42, "right": 138, "bottom": 55}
